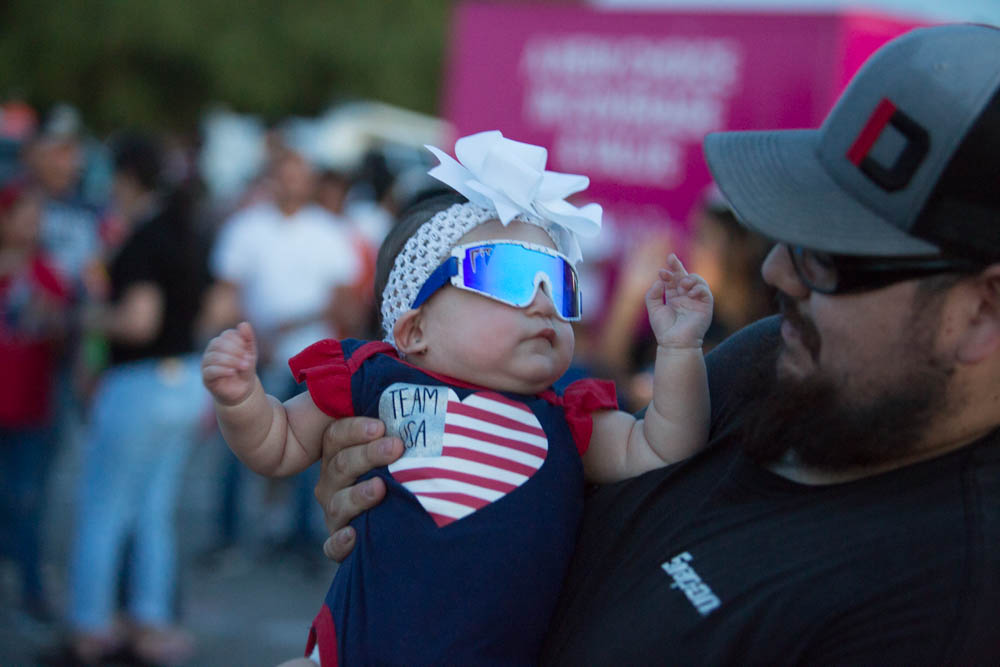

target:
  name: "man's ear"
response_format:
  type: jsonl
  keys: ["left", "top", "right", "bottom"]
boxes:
{"left": 393, "top": 309, "right": 428, "bottom": 356}
{"left": 956, "top": 264, "right": 1000, "bottom": 364}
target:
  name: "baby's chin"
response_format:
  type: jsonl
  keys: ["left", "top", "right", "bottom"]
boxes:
{"left": 422, "top": 351, "right": 570, "bottom": 395}
{"left": 496, "top": 361, "right": 572, "bottom": 395}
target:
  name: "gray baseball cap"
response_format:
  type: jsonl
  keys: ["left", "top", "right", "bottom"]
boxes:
{"left": 703, "top": 24, "right": 1000, "bottom": 262}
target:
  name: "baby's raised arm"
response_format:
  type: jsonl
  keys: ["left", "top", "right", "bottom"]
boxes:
{"left": 584, "top": 254, "right": 712, "bottom": 483}
{"left": 201, "top": 322, "right": 333, "bottom": 477}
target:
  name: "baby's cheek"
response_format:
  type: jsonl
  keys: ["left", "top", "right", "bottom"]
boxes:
{"left": 561, "top": 326, "right": 576, "bottom": 355}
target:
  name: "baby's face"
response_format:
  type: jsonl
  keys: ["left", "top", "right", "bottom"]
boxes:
{"left": 415, "top": 220, "right": 576, "bottom": 394}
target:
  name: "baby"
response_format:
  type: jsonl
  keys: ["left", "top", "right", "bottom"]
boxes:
{"left": 202, "top": 131, "right": 713, "bottom": 665}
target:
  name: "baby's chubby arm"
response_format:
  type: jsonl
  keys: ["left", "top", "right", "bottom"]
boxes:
{"left": 201, "top": 322, "right": 334, "bottom": 477}
{"left": 583, "top": 254, "right": 712, "bottom": 483}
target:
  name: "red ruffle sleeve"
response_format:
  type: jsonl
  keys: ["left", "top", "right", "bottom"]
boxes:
{"left": 287, "top": 339, "right": 355, "bottom": 418}
{"left": 288, "top": 339, "right": 397, "bottom": 418}
{"left": 545, "top": 379, "right": 619, "bottom": 456}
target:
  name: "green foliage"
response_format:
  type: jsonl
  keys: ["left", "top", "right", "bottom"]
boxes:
{"left": 0, "top": 0, "right": 453, "bottom": 134}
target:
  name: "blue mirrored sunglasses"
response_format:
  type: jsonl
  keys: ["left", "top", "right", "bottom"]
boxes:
{"left": 411, "top": 240, "right": 582, "bottom": 321}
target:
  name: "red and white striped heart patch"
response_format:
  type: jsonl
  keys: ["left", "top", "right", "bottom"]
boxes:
{"left": 388, "top": 389, "right": 548, "bottom": 526}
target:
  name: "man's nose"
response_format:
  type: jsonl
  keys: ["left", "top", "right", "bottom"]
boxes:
{"left": 761, "top": 244, "right": 810, "bottom": 299}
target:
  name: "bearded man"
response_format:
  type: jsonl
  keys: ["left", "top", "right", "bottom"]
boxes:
{"left": 312, "top": 24, "right": 999, "bottom": 663}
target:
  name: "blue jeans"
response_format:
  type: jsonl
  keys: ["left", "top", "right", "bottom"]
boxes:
{"left": 0, "top": 422, "right": 57, "bottom": 603}
{"left": 68, "top": 355, "right": 207, "bottom": 631}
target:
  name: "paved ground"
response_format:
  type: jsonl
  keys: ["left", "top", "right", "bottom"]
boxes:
{"left": 0, "top": 432, "right": 338, "bottom": 667}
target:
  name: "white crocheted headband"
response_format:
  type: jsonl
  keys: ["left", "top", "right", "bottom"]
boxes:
{"left": 381, "top": 130, "right": 603, "bottom": 345}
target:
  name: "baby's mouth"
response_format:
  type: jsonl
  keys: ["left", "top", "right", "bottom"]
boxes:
{"left": 531, "top": 327, "right": 556, "bottom": 344}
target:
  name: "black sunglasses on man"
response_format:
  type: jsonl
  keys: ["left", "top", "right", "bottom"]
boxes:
{"left": 787, "top": 244, "right": 986, "bottom": 294}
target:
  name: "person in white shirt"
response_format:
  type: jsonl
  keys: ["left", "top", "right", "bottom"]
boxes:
{"left": 211, "top": 145, "right": 362, "bottom": 389}
{"left": 208, "top": 142, "right": 363, "bottom": 553}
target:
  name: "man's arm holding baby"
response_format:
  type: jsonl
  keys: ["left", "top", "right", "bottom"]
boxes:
{"left": 201, "top": 321, "right": 334, "bottom": 478}
{"left": 582, "top": 255, "right": 712, "bottom": 484}
{"left": 311, "top": 417, "right": 404, "bottom": 559}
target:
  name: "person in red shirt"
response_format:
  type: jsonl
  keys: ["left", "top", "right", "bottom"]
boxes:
{"left": 0, "top": 182, "right": 68, "bottom": 622}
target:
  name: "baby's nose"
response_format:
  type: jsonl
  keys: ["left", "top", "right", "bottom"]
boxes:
{"left": 524, "top": 283, "right": 558, "bottom": 317}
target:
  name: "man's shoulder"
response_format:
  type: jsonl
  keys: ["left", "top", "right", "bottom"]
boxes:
{"left": 705, "top": 316, "right": 780, "bottom": 437}
{"left": 955, "top": 430, "right": 1000, "bottom": 660}
{"left": 963, "top": 428, "right": 1000, "bottom": 553}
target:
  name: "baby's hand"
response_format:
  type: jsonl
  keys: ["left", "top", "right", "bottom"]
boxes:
{"left": 645, "top": 254, "right": 714, "bottom": 349}
{"left": 201, "top": 321, "right": 259, "bottom": 406}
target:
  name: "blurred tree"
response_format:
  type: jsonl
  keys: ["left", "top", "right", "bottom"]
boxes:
{"left": 0, "top": 0, "right": 452, "bottom": 134}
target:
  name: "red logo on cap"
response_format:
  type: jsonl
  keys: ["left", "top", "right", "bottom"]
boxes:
{"left": 847, "top": 99, "right": 897, "bottom": 166}
{"left": 846, "top": 98, "right": 929, "bottom": 192}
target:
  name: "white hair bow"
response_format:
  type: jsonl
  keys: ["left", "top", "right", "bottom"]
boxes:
{"left": 425, "top": 131, "right": 602, "bottom": 263}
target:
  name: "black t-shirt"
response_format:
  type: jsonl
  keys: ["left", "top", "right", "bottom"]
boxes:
{"left": 107, "top": 195, "right": 210, "bottom": 366}
{"left": 542, "top": 317, "right": 999, "bottom": 665}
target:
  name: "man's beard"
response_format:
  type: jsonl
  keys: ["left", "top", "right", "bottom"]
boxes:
{"left": 741, "top": 291, "right": 955, "bottom": 470}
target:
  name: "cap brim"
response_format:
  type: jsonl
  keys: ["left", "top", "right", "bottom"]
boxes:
{"left": 703, "top": 129, "right": 940, "bottom": 257}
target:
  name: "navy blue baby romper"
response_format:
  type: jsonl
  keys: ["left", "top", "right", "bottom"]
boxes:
{"left": 289, "top": 338, "right": 616, "bottom": 666}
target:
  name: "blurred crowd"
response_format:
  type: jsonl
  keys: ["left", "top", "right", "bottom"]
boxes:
{"left": 0, "top": 98, "right": 774, "bottom": 665}
{"left": 0, "top": 99, "right": 430, "bottom": 665}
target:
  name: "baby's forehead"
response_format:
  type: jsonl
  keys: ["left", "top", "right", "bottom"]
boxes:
{"left": 455, "top": 219, "right": 557, "bottom": 249}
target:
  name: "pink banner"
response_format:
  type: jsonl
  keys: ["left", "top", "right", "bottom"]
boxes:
{"left": 443, "top": 4, "right": 924, "bottom": 252}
